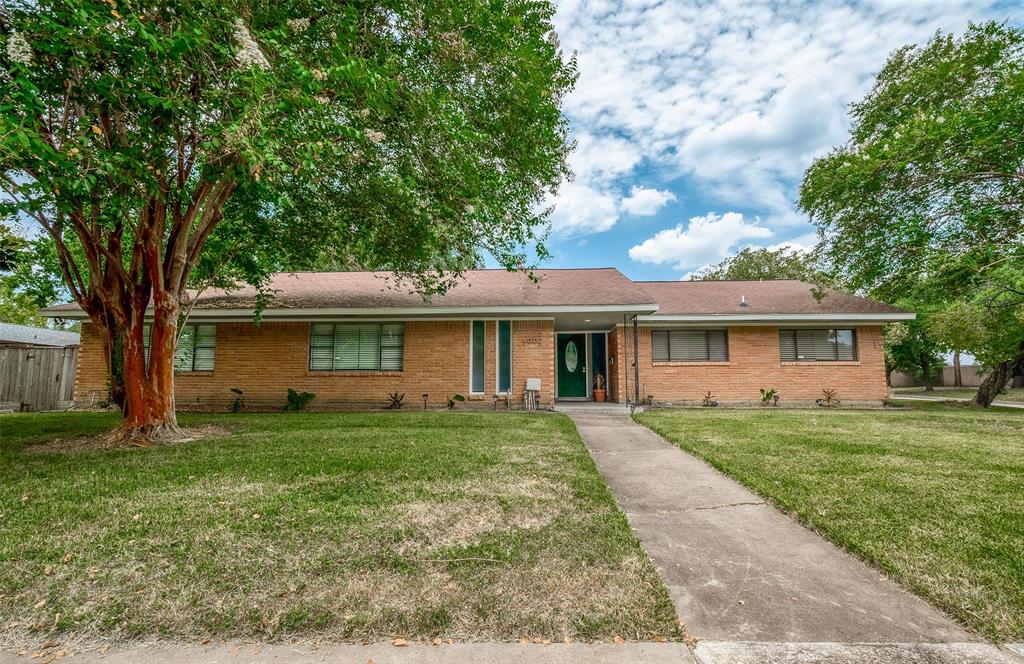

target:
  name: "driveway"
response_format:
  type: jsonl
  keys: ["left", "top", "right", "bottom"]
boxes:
{"left": 568, "top": 412, "right": 1021, "bottom": 663}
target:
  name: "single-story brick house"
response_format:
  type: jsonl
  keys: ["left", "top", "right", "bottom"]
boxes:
{"left": 43, "top": 269, "right": 913, "bottom": 409}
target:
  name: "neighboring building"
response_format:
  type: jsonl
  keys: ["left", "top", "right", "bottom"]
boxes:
{"left": 42, "top": 269, "right": 913, "bottom": 409}
{"left": 0, "top": 322, "right": 80, "bottom": 412}
{"left": 0, "top": 321, "right": 80, "bottom": 348}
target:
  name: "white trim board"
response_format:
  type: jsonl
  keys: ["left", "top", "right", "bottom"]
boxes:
{"left": 636, "top": 312, "right": 915, "bottom": 325}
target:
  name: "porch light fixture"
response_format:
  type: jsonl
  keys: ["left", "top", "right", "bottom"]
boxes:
{"left": 584, "top": 319, "right": 591, "bottom": 322}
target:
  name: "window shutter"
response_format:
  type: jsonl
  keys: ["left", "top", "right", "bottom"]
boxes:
{"left": 143, "top": 325, "right": 152, "bottom": 364}
{"left": 333, "top": 325, "right": 360, "bottom": 369}
{"left": 779, "top": 330, "right": 797, "bottom": 361}
{"left": 193, "top": 324, "right": 216, "bottom": 370}
{"left": 651, "top": 330, "right": 670, "bottom": 361}
{"left": 708, "top": 330, "right": 728, "bottom": 361}
{"left": 380, "top": 323, "right": 404, "bottom": 370}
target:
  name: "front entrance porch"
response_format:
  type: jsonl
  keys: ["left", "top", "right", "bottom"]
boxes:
{"left": 555, "top": 331, "right": 608, "bottom": 401}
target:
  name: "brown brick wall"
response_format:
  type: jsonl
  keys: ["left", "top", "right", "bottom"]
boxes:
{"left": 610, "top": 324, "right": 889, "bottom": 404}
{"left": 75, "top": 319, "right": 555, "bottom": 410}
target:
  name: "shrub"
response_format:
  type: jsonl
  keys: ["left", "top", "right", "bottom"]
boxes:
{"left": 759, "top": 387, "right": 779, "bottom": 407}
{"left": 284, "top": 388, "right": 316, "bottom": 411}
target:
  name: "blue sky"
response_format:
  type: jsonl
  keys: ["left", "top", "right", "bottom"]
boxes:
{"left": 533, "top": 0, "right": 1019, "bottom": 280}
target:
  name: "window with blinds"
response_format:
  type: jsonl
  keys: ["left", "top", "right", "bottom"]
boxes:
{"left": 143, "top": 323, "right": 216, "bottom": 371}
{"left": 779, "top": 329, "right": 856, "bottom": 361}
{"left": 309, "top": 323, "right": 404, "bottom": 371}
{"left": 651, "top": 330, "right": 728, "bottom": 362}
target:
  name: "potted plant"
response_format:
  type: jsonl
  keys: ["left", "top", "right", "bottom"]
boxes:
{"left": 593, "top": 373, "right": 607, "bottom": 402}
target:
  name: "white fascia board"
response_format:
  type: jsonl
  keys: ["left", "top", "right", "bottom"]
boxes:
{"left": 43, "top": 303, "right": 659, "bottom": 321}
{"left": 637, "top": 312, "right": 915, "bottom": 325}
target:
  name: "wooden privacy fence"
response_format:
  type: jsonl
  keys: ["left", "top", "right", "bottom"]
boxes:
{"left": 0, "top": 346, "right": 78, "bottom": 412}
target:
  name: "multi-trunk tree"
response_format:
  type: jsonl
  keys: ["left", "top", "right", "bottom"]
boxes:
{"left": 0, "top": 1, "right": 575, "bottom": 441}
{"left": 800, "top": 22, "right": 1024, "bottom": 406}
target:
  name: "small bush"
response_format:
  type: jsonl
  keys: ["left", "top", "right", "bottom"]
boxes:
{"left": 284, "top": 388, "right": 316, "bottom": 411}
{"left": 230, "top": 387, "right": 245, "bottom": 413}
{"left": 759, "top": 387, "right": 779, "bottom": 407}
{"left": 447, "top": 394, "right": 465, "bottom": 409}
{"left": 816, "top": 388, "right": 841, "bottom": 408}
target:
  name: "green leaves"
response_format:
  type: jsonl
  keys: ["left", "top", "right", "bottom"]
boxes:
{"left": 799, "top": 21, "right": 1024, "bottom": 299}
{"left": 1, "top": 0, "right": 574, "bottom": 309}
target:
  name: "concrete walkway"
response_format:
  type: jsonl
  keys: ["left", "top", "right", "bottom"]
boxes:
{"left": 569, "top": 412, "right": 1023, "bottom": 663}
{"left": 0, "top": 642, "right": 694, "bottom": 664}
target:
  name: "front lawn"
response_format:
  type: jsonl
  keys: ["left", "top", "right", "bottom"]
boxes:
{"left": 893, "top": 386, "right": 1024, "bottom": 402}
{"left": 0, "top": 412, "right": 678, "bottom": 647}
{"left": 635, "top": 403, "right": 1024, "bottom": 641}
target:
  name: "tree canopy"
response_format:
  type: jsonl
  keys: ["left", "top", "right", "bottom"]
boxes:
{"left": 800, "top": 22, "right": 1024, "bottom": 405}
{"left": 0, "top": 0, "right": 575, "bottom": 439}
{"left": 692, "top": 246, "right": 822, "bottom": 282}
{"left": 800, "top": 21, "right": 1023, "bottom": 298}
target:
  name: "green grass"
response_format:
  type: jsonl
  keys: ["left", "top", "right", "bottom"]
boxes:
{"left": 0, "top": 411, "right": 679, "bottom": 646}
{"left": 635, "top": 403, "right": 1024, "bottom": 642}
{"left": 893, "top": 386, "right": 1024, "bottom": 402}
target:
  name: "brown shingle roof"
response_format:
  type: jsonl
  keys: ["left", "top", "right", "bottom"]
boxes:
{"left": 637, "top": 280, "right": 909, "bottom": 316}
{"left": 42, "top": 269, "right": 654, "bottom": 314}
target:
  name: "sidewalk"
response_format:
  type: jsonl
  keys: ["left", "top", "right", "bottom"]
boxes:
{"left": 0, "top": 642, "right": 693, "bottom": 664}
{"left": 568, "top": 412, "right": 1023, "bottom": 663}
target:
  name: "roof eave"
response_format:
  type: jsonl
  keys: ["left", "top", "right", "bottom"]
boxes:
{"left": 42, "top": 303, "right": 660, "bottom": 321}
{"left": 638, "top": 312, "right": 915, "bottom": 324}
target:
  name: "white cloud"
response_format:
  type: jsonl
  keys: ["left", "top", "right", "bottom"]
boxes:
{"left": 547, "top": 181, "right": 620, "bottom": 235}
{"left": 628, "top": 212, "right": 772, "bottom": 271}
{"left": 620, "top": 186, "right": 676, "bottom": 216}
{"left": 765, "top": 232, "right": 819, "bottom": 255}
{"left": 547, "top": 132, "right": 643, "bottom": 235}
{"left": 551, "top": 0, "right": 1008, "bottom": 233}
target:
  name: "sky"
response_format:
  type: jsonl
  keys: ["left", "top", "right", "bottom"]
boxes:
{"left": 532, "top": 0, "right": 1018, "bottom": 280}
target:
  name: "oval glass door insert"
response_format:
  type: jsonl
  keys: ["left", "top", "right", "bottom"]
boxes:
{"left": 565, "top": 341, "right": 578, "bottom": 372}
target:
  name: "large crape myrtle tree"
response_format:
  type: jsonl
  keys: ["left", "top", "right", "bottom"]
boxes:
{"left": 0, "top": 1, "right": 575, "bottom": 442}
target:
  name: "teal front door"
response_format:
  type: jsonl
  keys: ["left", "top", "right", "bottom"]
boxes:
{"left": 557, "top": 333, "right": 587, "bottom": 398}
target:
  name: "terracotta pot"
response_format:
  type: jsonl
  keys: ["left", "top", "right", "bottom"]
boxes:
{"left": 593, "top": 388, "right": 607, "bottom": 402}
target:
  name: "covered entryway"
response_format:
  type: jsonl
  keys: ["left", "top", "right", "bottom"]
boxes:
{"left": 556, "top": 332, "right": 608, "bottom": 400}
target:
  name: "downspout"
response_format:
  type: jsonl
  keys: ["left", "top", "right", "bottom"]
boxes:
{"left": 632, "top": 314, "right": 640, "bottom": 406}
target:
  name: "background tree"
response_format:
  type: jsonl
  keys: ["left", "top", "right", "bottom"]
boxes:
{"left": 1, "top": 1, "right": 575, "bottom": 441}
{"left": 929, "top": 267, "right": 1024, "bottom": 405}
{"left": 800, "top": 22, "right": 1024, "bottom": 406}
{"left": 0, "top": 225, "right": 71, "bottom": 326}
{"left": 692, "top": 246, "right": 824, "bottom": 282}
{"left": 883, "top": 319, "right": 945, "bottom": 390}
